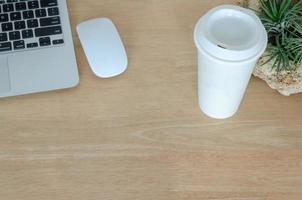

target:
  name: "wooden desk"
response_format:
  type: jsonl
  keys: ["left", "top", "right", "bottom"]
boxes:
{"left": 1, "top": 0, "right": 302, "bottom": 199}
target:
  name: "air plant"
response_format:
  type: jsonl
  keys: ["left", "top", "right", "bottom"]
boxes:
{"left": 258, "top": 0, "right": 302, "bottom": 71}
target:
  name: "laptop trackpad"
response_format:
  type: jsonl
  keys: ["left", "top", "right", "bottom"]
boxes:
{"left": 0, "top": 57, "right": 10, "bottom": 93}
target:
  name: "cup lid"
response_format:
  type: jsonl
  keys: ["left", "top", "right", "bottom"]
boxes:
{"left": 194, "top": 5, "right": 268, "bottom": 62}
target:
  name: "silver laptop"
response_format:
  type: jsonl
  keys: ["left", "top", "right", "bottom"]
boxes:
{"left": 0, "top": 0, "right": 79, "bottom": 98}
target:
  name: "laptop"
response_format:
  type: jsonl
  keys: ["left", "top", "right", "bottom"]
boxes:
{"left": 0, "top": 0, "right": 79, "bottom": 98}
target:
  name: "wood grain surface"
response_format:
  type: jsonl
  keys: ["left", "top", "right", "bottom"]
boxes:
{"left": 1, "top": 0, "right": 302, "bottom": 199}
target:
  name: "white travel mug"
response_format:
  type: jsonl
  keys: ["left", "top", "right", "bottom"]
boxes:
{"left": 194, "top": 5, "right": 268, "bottom": 119}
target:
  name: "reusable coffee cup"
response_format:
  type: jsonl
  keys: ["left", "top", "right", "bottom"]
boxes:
{"left": 194, "top": 5, "right": 268, "bottom": 119}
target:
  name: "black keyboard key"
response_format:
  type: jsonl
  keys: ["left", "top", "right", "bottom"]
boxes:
{"left": 41, "top": 0, "right": 57, "bottom": 8}
{"left": 39, "top": 37, "right": 51, "bottom": 46}
{"left": 7, "top": 0, "right": 18, "bottom": 3}
{"left": 13, "top": 40, "right": 25, "bottom": 50}
{"left": 23, "top": 10, "right": 34, "bottom": 19}
{"left": 2, "top": 22, "right": 13, "bottom": 31}
{"left": 48, "top": 7, "right": 59, "bottom": 16}
{"left": 40, "top": 16, "right": 60, "bottom": 27}
{"left": 0, "top": 33, "right": 8, "bottom": 42}
{"left": 22, "top": 29, "right": 33, "bottom": 38}
{"left": 14, "top": 21, "right": 26, "bottom": 30}
{"left": 35, "top": 25, "right": 62, "bottom": 37}
{"left": 0, "top": 14, "right": 9, "bottom": 22}
{"left": 3, "top": 4, "right": 14, "bottom": 12}
{"left": 35, "top": 9, "right": 46, "bottom": 17}
{"left": 27, "top": 19, "right": 38, "bottom": 28}
{"left": 27, "top": 42, "right": 38, "bottom": 48}
{"left": 0, "top": 42, "right": 12, "bottom": 52}
{"left": 10, "top": 12, "right": 22, "bottom": 21}
{"left": 15, "top": 2, "right": 27, "bottom": 11}
{"left": 28, "top": 1, "right": 39, "bottom": 9}
{"left": 9, "top": 31, "right": 21, "bottom": 40}
{"left": 53, "top": 39, "right": 64, "bottom": 45}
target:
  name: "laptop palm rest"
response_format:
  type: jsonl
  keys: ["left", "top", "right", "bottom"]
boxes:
{"left": 0, "top": 57, "right": 10, "bottom": 93}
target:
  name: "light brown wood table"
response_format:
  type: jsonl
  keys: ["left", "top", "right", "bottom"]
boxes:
{"left": 1, "top": 0, "right": 302, "bottom": 199}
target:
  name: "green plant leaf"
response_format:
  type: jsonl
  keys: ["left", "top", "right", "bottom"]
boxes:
{"left": 256, "top": 0, "right": 302, "bottom": 71}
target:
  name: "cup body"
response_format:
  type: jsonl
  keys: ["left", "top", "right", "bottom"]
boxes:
{"left": 197, "top": 50, "right": 258, "bottom": 119}
{"left": 194, "top": 5, "right": 268, "bottom": 119}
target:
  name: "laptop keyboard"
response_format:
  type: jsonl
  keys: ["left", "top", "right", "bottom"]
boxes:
{"left": 0, "top": 0, "right": 64, "bottom": 53}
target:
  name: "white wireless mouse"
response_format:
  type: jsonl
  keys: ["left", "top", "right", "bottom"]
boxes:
{"left": 77, "top": 18, "right": 128, "bottom": 78}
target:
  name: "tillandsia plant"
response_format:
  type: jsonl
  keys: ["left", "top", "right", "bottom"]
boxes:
{"left": 257, "top": 0, "right": 302, "bottom": 72}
